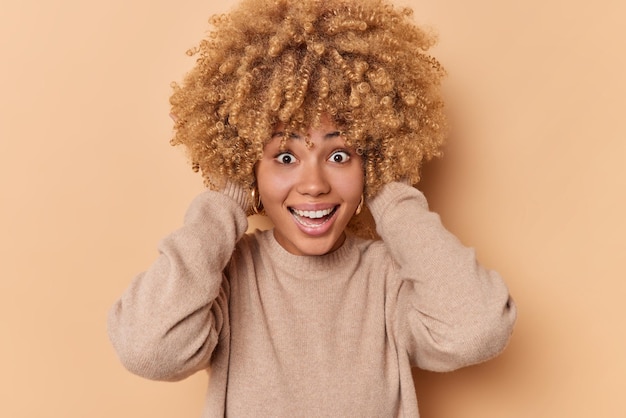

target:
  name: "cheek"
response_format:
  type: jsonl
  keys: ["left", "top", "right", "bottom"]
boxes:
{"left": 340, "top": 166, "right": 365, "bottom": 200}
{"left": 256, "top": 166, "right": 292, "bottom": 204}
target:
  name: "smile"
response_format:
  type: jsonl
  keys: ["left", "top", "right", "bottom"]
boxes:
{"left": 289, "top": 206, "right": 338, "bottom": 227}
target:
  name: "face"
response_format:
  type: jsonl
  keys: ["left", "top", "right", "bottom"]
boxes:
{"left": 255, "top": 117, "right": 364, "bottom": 256}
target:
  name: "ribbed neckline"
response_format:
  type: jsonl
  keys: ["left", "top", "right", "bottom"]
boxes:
{"left": 255, "top": 229, "right": 362, "bottom": 281}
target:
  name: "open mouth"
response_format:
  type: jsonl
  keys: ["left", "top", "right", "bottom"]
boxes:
{"left": 289, "top": 206, "right": 338, "bottom": 228}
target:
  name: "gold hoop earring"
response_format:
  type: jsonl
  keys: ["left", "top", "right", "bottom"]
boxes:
{"left": 355, "top": 194, "right": 364, "bottom": 216}
{"left": 251, "top": 185, "right": 264, "bottom": 215}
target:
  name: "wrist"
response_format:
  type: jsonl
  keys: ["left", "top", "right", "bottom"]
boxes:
{"left": 367, "top": 181, "right": 426, "bottom": 221}
{"left": 220, "top": 181, "right": 250, "bottom": 213}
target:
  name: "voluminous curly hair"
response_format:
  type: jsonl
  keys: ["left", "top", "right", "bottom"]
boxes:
{"left": 170, "top": 0, "right": 447, "bottom": 211}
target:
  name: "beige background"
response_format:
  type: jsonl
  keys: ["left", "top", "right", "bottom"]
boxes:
{"left": 1, "top": 0, "right": 624, "bottom": 416}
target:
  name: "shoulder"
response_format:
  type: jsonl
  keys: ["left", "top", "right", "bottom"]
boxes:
{"left": 232, "top": 229, "right": 266, "bottom": 258}
{"left": 349, "top": 234, "right": 385, "bottom": 254}
{"left": 348, "top": 234, "right": 396, "bottom": 273}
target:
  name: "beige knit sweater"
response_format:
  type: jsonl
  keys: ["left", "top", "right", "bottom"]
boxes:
{"left": 108, "top": 182, "right": 516, "bottom": 417}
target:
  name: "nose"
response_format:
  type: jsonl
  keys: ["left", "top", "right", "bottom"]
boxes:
{"left": 296, "top": 162, "right": 330, "bottom": 197}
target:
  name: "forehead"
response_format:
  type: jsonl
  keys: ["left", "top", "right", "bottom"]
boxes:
{"left": 266, "top": 124, "right": 347, "bottom": 155}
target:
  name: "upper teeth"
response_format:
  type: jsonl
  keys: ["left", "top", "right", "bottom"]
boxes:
{"left": 293, "top": 208, "right": 334, "bottom": 219}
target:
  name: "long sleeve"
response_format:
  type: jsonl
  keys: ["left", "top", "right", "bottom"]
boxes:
{"left": 368, "top": 182, "right": 516, "bottom": 372}
{"left": 107, "top": 183, "right": 249, "bottom": 381}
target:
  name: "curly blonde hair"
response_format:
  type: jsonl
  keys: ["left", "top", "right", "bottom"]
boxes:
{"left": 170, "top": 0, "right": 447, "bottom": 211}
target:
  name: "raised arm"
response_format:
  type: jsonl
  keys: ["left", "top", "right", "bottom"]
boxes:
{"left": 367, "top": 182, "right": 516, "bottom": 372}
{"left": 107, "top": 183, "right": 249, "bottom": 381}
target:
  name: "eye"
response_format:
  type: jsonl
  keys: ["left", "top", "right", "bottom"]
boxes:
{"left": 275, "top": 152, "right": 296, "bottom": 164}
{"left": 329, "top": 150, "right": 350, "bottom": 163}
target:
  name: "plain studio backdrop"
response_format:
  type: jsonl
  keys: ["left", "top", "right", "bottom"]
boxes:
{"left": 1, "top": 0, "right": 624, "bottom": 416}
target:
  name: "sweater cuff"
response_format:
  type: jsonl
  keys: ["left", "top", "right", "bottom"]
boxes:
{"left": 221, "top": 181, "right": 250, "bottom": 213}
{"left": 367, "top": 182, "right": 428, "bottom": 221}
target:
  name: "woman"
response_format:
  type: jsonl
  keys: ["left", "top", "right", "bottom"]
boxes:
{"left": 108, "top": 0, "right": 516, "bottom": 416}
